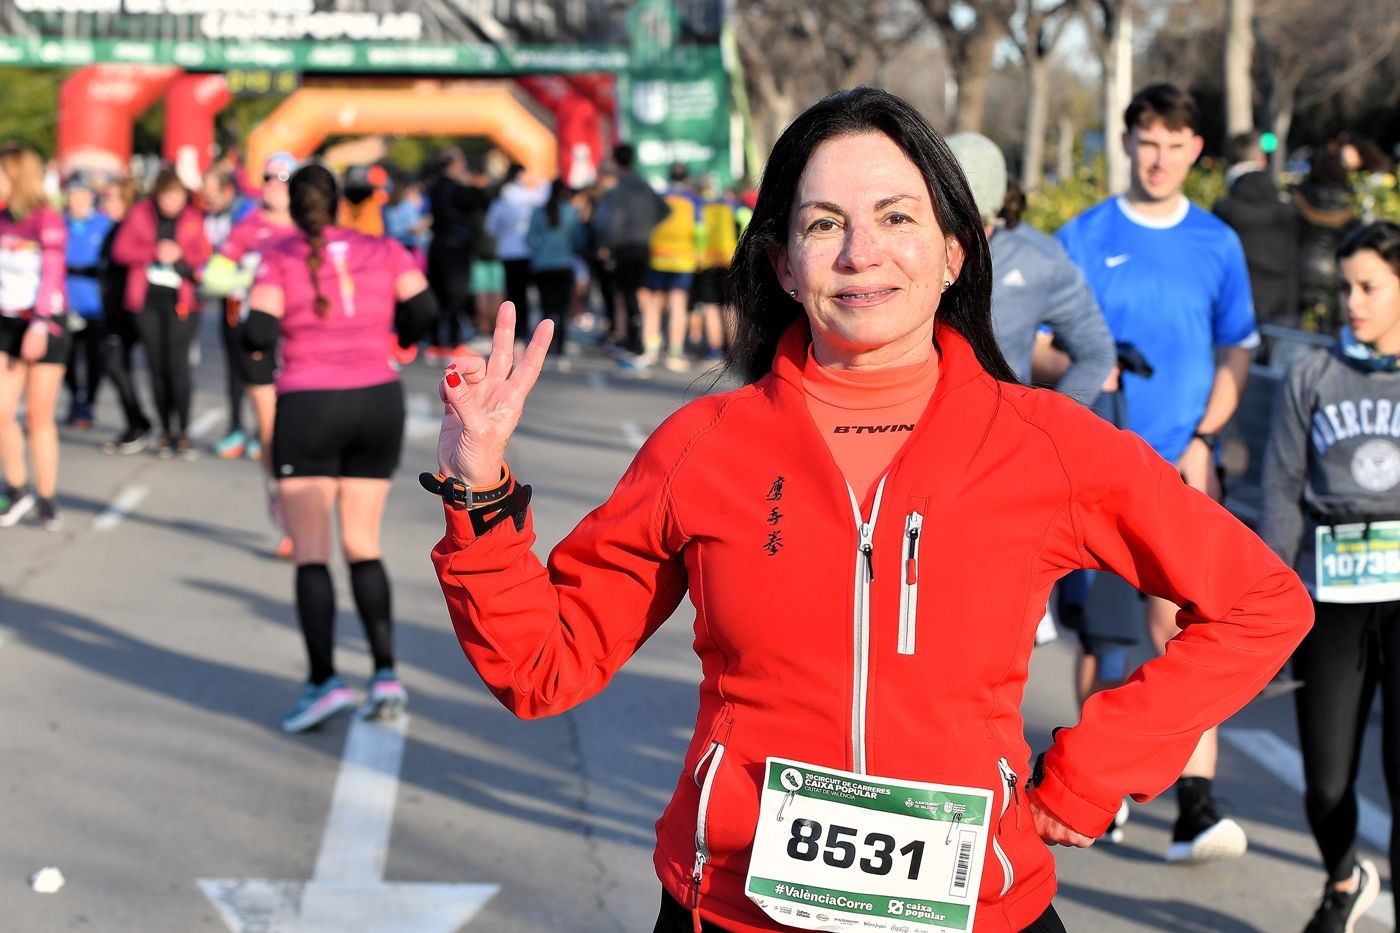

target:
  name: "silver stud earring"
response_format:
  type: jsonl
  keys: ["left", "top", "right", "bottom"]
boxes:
{"left": 942, "top": 280, "right": 951, "bottom": 292}
{"left": 787, "top": 289, "right": 798, "bottom": 298}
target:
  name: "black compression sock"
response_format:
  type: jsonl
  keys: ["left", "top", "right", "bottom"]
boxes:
{"left": 349, "top": 559, "right": 395, "bottom": 672}
{"left": 1175, "top": 776, "right": 1214, "bottom": 811}
{"left": 295, "top": 563, "right": 336, "bottom": 685}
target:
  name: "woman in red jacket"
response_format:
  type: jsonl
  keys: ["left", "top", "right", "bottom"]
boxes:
{"left": 429, "top": 88, "right": 1313, "bottom": 933}
{"left": 112, "top": 166, "right": 210, "bottom": 459}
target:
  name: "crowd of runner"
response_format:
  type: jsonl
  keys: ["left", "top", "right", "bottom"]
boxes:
{"left": 1, "top": 81, "right": 1398, "bottom": 933}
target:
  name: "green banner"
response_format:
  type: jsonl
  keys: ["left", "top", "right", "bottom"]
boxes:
{"left": 618, "top": 43, "right": 735, "bottom": 189}
{"left": 0, "top": 35, "right": 630, "bottom": 74}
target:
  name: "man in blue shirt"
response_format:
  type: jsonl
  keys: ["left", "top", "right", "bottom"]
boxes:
{"left": 1058, "top": 83, "right": 1260, "bottom": 864}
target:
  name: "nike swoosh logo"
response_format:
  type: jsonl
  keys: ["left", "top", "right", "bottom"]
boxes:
{"left": 1105, "top": 254, "right": 1131, "bottom": 267}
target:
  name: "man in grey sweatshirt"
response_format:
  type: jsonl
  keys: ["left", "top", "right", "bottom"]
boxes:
{"left": 947, "top": 132, "right": 1115, "bottom": 407}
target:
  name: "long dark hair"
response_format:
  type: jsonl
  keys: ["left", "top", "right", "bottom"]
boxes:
{"left": 289, "top": 164, "right": 339, "bottom": 318}
{"left": 544, "top": 178, "right": 569, "bottom": 227}
{"left": 725, "top": 86, "right": 1014, "bottom": 385}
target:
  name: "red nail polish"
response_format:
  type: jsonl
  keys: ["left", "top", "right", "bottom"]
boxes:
{"left": 445, "top": 371, "right": 462, "bottom": 388}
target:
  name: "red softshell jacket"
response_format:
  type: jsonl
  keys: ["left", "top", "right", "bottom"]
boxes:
{"left": 432, "top": 320, "right": 1312, "bottom": 932}
{"left": 111, "top": 199, "right": 209, "bottom": 313}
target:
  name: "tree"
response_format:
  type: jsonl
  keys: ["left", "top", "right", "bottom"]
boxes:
{"left": 1077, "top": 0, "right": 1134, "bottom": 193}
{"left": 1004, "top": 0, "right": 1074, "bottom": 190}
{"left": 1223, "top": 0, "right": 1253, "bottom": 137}
{"left": 733, "top": 0, "right": 926, "bottom": 156}
{"left": 917, "top": 0, "right": 1016, "bottom": 133}
{"left": 1255, "top": 0, "right": 1400, "bottom": 173}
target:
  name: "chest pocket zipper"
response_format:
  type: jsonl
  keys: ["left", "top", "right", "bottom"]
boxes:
{"left": 897, "top": 511, "right": 924, "bottom": 655}
{"left": 992, "top": 758, "right": 1018, "bottom": 898}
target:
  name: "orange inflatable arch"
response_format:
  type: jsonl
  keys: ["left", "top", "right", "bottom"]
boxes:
{"left": 247, "top": 83, "right": 558, "bottom": 183}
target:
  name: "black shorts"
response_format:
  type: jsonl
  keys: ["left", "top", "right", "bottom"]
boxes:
{"left": 692, "top": 267, "right": 727, "bottom": 306}
{"left": 0, "top": 314, "right": 72, "bottom": 365}
{"left": 273, "top": 381, "right": 405, "bottom": 480}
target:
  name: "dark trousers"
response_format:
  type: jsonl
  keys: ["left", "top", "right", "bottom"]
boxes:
{"left": 1293, "top": 599, "right": 1400, "bottom": 884}
{"left": 613, "top": 243, "right": 651, "bottom": 355}
{"left": 132, "top": 296, "right": 200, "bottom": 439}
{"left": 652, "top": 890, "right": 1067, "bottom": 932}
{"left": 64, "top": 315, "right": 107, "bottom": 405}
{"left": 220, "top": 307, "right": 246, "bottom": 434}
{"left": 532, "top": 268, "right": 573, "bottom": 355}
{"left": 102, "top": 305, "right": 150, "bottom": 434}
{"left": 503, "top": 258, "right": 533, "bottom": 341}
{"left": 428, "top": 243, "right": 472, "bottom": 347}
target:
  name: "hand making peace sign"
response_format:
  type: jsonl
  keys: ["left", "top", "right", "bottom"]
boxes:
{"left": 437, "top": 302, "right": 555, "bottom": 488}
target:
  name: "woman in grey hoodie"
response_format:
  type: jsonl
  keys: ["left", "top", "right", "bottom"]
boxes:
{"left": 1259, "top": 221, "right": 1400, "bottom": 933}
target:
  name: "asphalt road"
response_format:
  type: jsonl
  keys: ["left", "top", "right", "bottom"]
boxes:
{"left": 1, "top": 321, "right": 1392, "bottom": 932}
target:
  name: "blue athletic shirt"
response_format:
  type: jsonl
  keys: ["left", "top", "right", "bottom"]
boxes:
{"left": 1057, "top": 196, "right": 1258, "bottom": 462}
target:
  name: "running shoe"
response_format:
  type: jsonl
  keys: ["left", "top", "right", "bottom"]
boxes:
{"left": 1166, "top": 793, "right": 1247, "bottom": 863}
{"left": 618, "top": 351, "right": 657, "bottom": 372}
{"left": 104, "top": 427, "right": 151, "bottom": 456}
{"left": 175, "top": 437, "right": 198, "bottom": 461}
{"left": 213, "top": 429, "right": 247, "bottom": 459}
{"left": 0, "top": 486, "right": 35, "bottom": 528}
{"left": 662, "top": 353, "right": 691, "bottom": 373}
{"left": 1302, "top": 859, "right": 1379, "bottom": 933}
{"left": 361, "top": 669, "right": 408, "bottom": 721}
{"left": 245, "top": 438, "right": 263, "bottom": 461}
{"left": 280, "top": 677, "right": 356, "bottom": 733}
{"left": 1105, "top": 798, "right": 1130, "bottom": 844}
{"left": 34, "top": 497, "right": 61, "bottom": 531}
{"left": 155, "top": 435, "right": 174, "bottom": 460}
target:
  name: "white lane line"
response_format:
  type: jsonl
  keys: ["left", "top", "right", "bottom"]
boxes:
{"left": 586, "top": 372, "right": 607, "bottom": 390}
{"left": 188, "top": 408, "right": 225, "bottom": 440}
{"left": 199, "top": 714, "right": 497, "bottom": 931}
{"left": 405, "top": 392, "right": 440, "bottom": 440}
{"left": 1224, "top": 728, "right": 1393, "bottom": 922}
{"left": 93, "top": 485, "right": 149, "bottom": 532}
{"left": 620, "top": 421, "right": 646, "bottom": 449}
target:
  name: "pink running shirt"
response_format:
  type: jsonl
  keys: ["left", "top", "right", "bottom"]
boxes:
{"left": 221, "top": 209, "right": 295, "bottom": 264}
{"left": 254, "top": 226, "right": 417, "bottom": 393}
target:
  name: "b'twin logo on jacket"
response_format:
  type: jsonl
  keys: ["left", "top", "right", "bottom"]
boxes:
{"left": 833, "top": 424, "right": 915, "bottom": 434}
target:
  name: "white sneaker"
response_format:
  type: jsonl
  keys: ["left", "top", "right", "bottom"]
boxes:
{"left": 1106, "top": 798, "right": 1130, "bottom": 844}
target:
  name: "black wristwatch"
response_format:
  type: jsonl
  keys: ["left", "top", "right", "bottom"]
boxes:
{"left": 1191, "top": 431, "right": 1221, "bottom": 450}
{"left": 418, "top": 471, "right": 511, "bottom": 510}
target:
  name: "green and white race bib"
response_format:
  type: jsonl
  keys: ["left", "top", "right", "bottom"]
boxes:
{"left": 745, "top": 758, "right": 993, "bottom": 932}
{"left": 1316, "top": 521, "right": 1400, "bottom": 603}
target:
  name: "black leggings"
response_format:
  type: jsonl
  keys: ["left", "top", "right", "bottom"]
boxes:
{"left": 1293, "top": 599, "right": 1400, "bottom": 885}
{"left": 64, "top": 315, "right": 107, "bottom": 405}
{"left": 533, "top": 268, "right": 573, "bottom": 355}
{"left": 652, "top": 890, "right": 1067, "bottom": 932}
{"left": 219, "top": 307, "right": 247, "bottom": 434}
{"left": 503, "top": 258, "right": 532, "bottom": 341}
{"left": 102, "top": 305, "right": 151, "bottom": 435}
{"left": 132, "top": 296, "right": 199, "bottom": 439}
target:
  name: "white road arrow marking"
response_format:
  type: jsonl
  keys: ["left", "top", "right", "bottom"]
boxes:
{"left": 199, "top": 714, "right": 498, "bottom": 932}
{"left": 1224, "top": 727, "right": 1393, "bottom": 924}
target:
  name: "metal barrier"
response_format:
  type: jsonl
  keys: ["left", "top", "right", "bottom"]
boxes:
{"left": 1221, "top": 325, "right": 1333, "bottom": 525}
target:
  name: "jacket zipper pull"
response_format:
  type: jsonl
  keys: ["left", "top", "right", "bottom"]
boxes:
{"left": 999, "top": 759, "right": 1021, "bottom": 830}
{"left": 905, "top": 517, "right": 922, "bottom": 585}
{"left": 859, "top": 522, "right": 875, "bottom": 581}
{"left": 690, "top": 849, "right": 707, "bottom": 930}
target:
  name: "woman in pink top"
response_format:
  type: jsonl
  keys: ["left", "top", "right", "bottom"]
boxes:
{"left": 0, "top": 141, "right": 69, "bottom": 530}
{"left": 247, "top": 163, "right": 436, "bottom": 733}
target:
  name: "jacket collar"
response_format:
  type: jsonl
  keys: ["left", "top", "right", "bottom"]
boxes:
{"left": 769, "top": 316, "right": 986, "bottom": 400}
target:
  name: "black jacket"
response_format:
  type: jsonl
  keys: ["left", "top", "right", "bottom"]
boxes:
{"left": 1213, "top": 169, "right": 1301, "bottom": 329}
